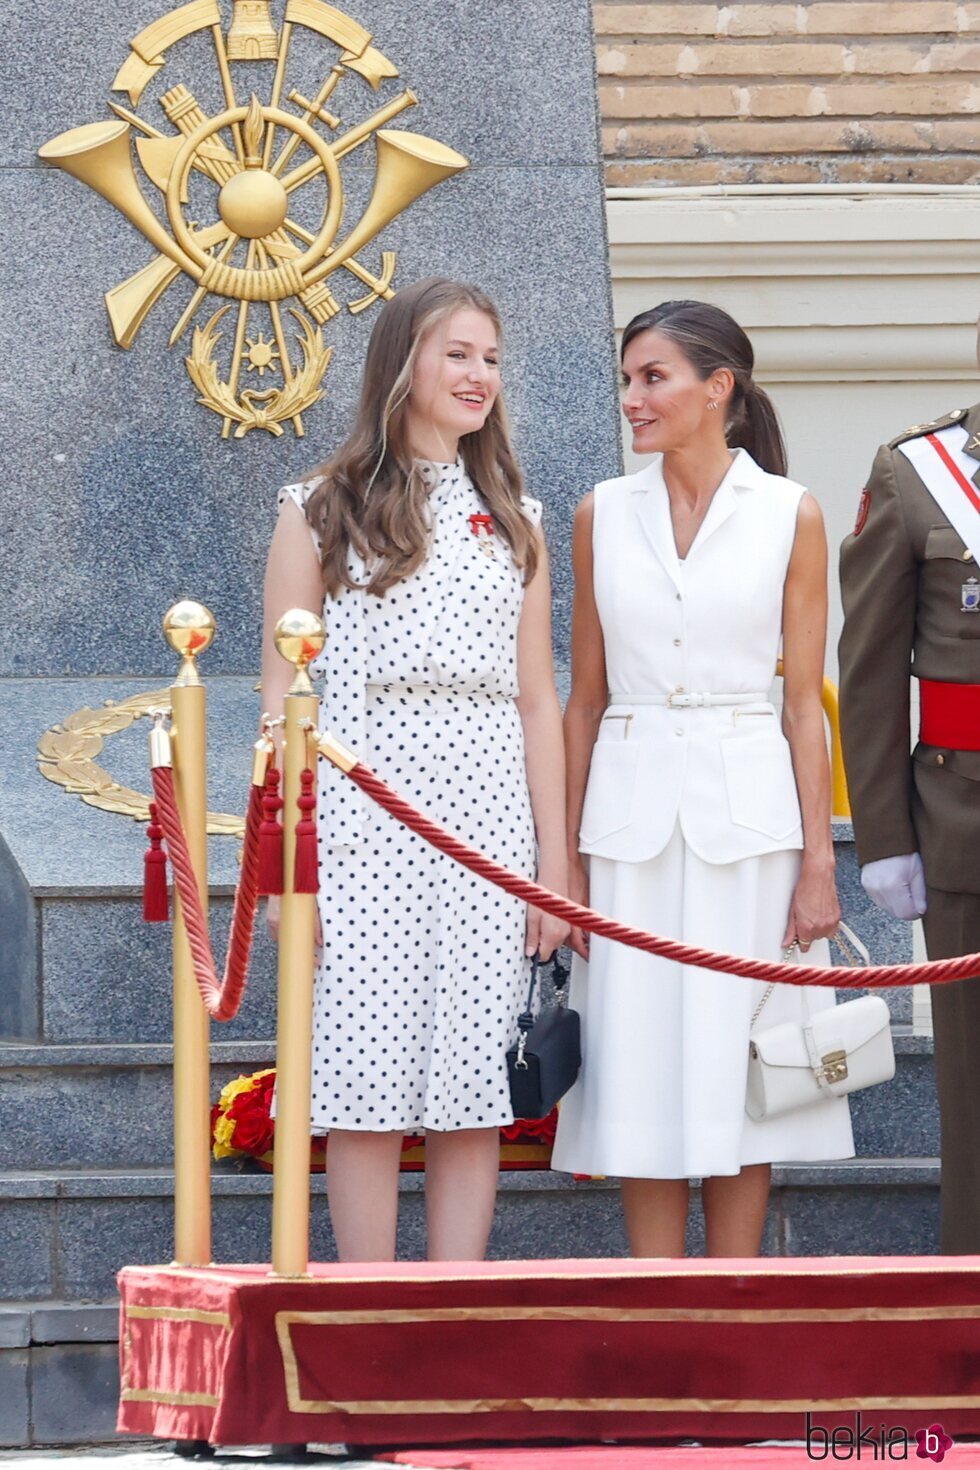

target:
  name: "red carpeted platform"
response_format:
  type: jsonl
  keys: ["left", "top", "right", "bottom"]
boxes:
{"left": 116, "top": 1256, "right": 980, "bottom": 1449}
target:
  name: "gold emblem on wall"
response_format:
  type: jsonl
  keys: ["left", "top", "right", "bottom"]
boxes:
{"left": 37, "top": 691, "right": 244, "bottom": 835}
{"left": 38, "top": 0, "right": 469, "bottom": 439}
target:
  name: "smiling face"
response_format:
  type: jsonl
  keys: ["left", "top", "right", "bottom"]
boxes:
{"left": 405, "top": 307, "right": 501, "bottom": 459}
{"left": 621, "top": 327, "right": 730, "bottom": 456}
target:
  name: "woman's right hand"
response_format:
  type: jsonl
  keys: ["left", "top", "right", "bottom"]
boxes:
{"left": 568, "top": 856, "right": 590, "bottom": 960}
{"left": 265, "top": 895, "right": 323, "bottom": 946}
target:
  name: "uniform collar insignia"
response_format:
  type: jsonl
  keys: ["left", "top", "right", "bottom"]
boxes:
{"left": 953, "top": 407, "right": 980, "bottom": 482}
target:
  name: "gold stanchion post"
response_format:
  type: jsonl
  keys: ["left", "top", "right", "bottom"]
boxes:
{"left": 163, "top": 599, "right": 216, "bottom": 1267}
{"left": 271, "top": 610, "right": 325, "bottom": 1277}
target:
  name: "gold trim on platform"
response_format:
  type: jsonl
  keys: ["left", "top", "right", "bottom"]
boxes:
{"left": 121, "top": 1304, "right": 230, "bottom": 1410}
{"left": 275, "top": 1305, "right": 980, "bottom": 1415}
{"left": 126, "top": 1305, "right": 233, "bottom": 1328}
{"left": 130, "top": 1259, "right": 980, "bottom": 1284}
{"left": 120, "top": 1387, "right": 221, "bottom": 1409}
{"left": 36, "top": 689, "right": 244, "bottom": 835}
{"left": 276, "top": 1303, "right": 980, "bottom": 1327}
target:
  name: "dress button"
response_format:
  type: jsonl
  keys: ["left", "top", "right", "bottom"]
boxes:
{"left": 673, "top": 638, "right": 682, "bottom": 647}
{"left": 964, "top": 549, "right": 974, "bottom": 562}
{"left": 676, "top": 593, "right": 682, "bottom": 601}
{"left": 936, "top": 753, "right": 946, "bottom": 766}
{"left": 675, "top": 728, "right": 684, "bottom": 737}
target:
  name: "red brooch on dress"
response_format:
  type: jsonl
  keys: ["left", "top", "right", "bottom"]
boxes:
{"left": 468, "top": 512, "right": 496, "bottom": 558}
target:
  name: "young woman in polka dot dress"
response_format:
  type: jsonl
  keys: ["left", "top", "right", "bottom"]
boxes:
{"left": 261, "top": 278, "right": 568, "bottom": 1262}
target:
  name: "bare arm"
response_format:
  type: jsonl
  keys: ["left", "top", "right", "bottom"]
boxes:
{"left": 516, "top": 529, "right": 570, "bottom": 961}
{"left": 562, "top": 494, "right": 608, "bottom": 958}
{"left": 780, "top": 492, "right": 839, "bottom": 949}
{"left": 260, "top": 497, "right": 324, "bottom": 724}
{"left": 260, "top": 497, "right": 323, "bottom": 940}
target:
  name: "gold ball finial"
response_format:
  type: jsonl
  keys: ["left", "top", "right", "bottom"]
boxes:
{"left": 163, "top": 600, "right": 216, "bottom": 687}
{"left": 274, "top": 608, "right": 326, "bottom": 695}
{"left": 218, "top": 170, "right": 289, "bottom": 238}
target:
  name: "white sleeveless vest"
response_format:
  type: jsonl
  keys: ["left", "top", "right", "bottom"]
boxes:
{"left": 579, "top": 448, "right": 807, "bottom": 866}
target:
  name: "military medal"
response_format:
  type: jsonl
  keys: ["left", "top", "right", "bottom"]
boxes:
{"left": 962, "top": 576, "right": 980, "bottom": 612}
{"left": 468, "top": 512, "right": 496, "bottom": 559}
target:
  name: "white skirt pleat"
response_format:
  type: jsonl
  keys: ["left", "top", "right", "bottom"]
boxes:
{"left": 551, "top": 825, "right": 855, "bottom": 1179}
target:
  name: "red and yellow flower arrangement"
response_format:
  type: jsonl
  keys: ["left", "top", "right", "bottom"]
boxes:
{"left": 211, "top": 1068, "right": 558, "bottom": 1171}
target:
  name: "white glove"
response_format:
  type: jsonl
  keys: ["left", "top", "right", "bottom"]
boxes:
{"left": 860, "top": 853, "right": 927, "bottom": 921}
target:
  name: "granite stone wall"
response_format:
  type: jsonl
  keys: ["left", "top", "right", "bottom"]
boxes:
{"left": 3, "top": 0, "right": 621, "bottom": 679}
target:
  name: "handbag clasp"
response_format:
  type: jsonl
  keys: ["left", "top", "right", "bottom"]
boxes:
{"left": 817, "top": 1049, "right": 848, "bottom": 1085}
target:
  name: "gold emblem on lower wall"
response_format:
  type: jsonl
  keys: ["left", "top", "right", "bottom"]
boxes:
{"left": 37, "top": 691, "right": 244, "bottom": 835}
{"left": 38, "top": 0, "right": 469, "bottom": 440}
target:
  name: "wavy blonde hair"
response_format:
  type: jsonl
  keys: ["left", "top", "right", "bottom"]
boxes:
{"left": 305, "top": 277, "right": 538, "bottom": 597}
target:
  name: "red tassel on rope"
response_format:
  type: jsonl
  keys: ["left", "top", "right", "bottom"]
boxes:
{"left": 257, "top": 766, "right": 284, "bottom": 897}
{"left": 143, "top": 802, "right": 169, "bottom": 922}
{"left": 293, "top": 767, "right": 319, "bottom": 894}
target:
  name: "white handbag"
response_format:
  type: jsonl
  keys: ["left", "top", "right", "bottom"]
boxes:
{"left": 745, "top": 924, "right": 896, "bottom": 1122}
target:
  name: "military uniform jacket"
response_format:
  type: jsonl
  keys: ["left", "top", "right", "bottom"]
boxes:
{"left": 839, "top": 403, "right": 980, "bottom": 893}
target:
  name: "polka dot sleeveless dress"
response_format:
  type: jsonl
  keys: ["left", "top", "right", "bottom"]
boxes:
{"left": 278, "top": 461, "right": 541, "bottom": 1132}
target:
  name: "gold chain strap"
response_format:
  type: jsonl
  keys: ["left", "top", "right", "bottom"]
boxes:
{"left": 751, "top": 923, "right": 868, "bottom": 1031}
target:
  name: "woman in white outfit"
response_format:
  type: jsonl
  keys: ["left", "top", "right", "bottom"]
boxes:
{"left": 262, "top": 278, "right": 568, "bottom": 1263}
{"left": 551, "top": 300, "right": 854, "bottom": 1256}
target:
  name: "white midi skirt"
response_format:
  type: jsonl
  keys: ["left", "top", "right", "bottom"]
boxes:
{"left": 551, "top": 826, "right": 855, "bottom": 1179}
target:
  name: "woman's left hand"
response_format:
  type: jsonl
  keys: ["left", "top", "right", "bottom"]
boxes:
{"left": 782, "top": 856, "right": 840, "bottom": 953}
{"left": 526, "top": 905, "right": 570, "bottom": 963}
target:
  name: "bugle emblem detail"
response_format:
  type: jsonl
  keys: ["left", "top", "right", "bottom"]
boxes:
{"left": 38, "top": 0, "right": 469, "bottom": 439}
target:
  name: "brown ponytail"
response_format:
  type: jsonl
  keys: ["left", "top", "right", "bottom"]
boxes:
{"left": 727, "top": 378, "right": 787, "bottom": 478}
{"left": 621, "top": 300, "right": 788, "bottom": 477}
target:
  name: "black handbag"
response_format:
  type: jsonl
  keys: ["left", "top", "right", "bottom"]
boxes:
{"left": 506, "top": 952, "right": 581, "bottom": 1120}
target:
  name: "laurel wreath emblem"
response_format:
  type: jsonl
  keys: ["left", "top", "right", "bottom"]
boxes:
{"left": 186, "top": 306, "right": 332, "bottom": 437}
{"left": 37, "top": 690, "right": 244, "bottom": 835}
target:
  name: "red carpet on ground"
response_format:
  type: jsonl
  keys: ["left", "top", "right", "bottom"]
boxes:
{"left": 116, "top": 1256, "right": 980, "bottom": 1448}
{"left": 383, "top": 1449, "right": 980, "bottom": 1469}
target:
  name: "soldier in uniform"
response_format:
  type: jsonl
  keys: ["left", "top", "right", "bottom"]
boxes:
{"left": 839, "top": 403, "right": 980, "bottom": 1253}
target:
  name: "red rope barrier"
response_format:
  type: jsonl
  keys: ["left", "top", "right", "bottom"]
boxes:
{"left": 342, "top": 760, "right": 980, "bottom": 990}
{"left": 150, "top": 766, "right": 264, "bottom": 1021}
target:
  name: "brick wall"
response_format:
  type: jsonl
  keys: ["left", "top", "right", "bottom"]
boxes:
{"left": 597, "top": 2, "right": 980, "bottom": 185}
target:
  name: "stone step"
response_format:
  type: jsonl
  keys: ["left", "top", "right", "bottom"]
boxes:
{"left": 1, "top": 678, "right": 265, "bottom": 1045}
{"left": 0, "top": 1156, "right": 941, "bottom": 1305}
{"left": 0, "top": 1041, "right": 275, "bottom": 1170}
{"left": 27, "top": 863, "right": 918, "bottom": 1046}
{"left": 23, "top": 844, "right": 917, "bottom": 1046}
{"left": 0, "top": 1029, "right": 940, "bottom": 1171}
{"left": 0, "top": 1303, "right": 120, "bottom": 1449}
{"left": 24, "top": 892, "right": 919, "bottom": 1048}
{"left": 848, "top": 1029, "right": 938, "bottom": 1156}
{"left": 31, "top": 894, "right": 280, "bottom": 1045}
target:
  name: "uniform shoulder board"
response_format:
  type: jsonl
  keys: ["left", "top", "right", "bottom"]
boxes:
{"left": 888, "top": 408, "right": 967, "bottom": 449}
